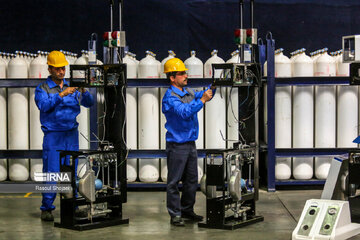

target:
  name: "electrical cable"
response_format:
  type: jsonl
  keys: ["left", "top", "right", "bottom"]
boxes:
{"left": 241, "top": 86, "right": 260, "bottom": 121}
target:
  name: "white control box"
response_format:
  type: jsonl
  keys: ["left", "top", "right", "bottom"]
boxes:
{"left": 292, "top": 199, "right": 360, "bottom": 240}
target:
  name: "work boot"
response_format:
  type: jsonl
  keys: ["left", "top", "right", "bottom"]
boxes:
{"left": 41, "top": 210, "right": 54, "bottom": 221}
{"left": 181, "top": 211, "right": 203, "bottom": 222}
{"left": 170, "top": 216, "right": 185, "bottom": 226}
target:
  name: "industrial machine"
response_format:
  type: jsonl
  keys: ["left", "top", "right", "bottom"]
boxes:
{"left": 55, "top": 62, "right": 128, "bottom": 230}
{"left": 198, "top": 0, "right": 263, "bottom": 230}
{"left": 55, "top": 149, "right": 128, "bottom": 230}
{"left": 292, "top": 152, "right": 360, "bottom": 240}
{"left": 198, "top": 145, "right": 264, "bottom": 230}
{"left": 55, "top": 0, "right": 129, "bottom": 230}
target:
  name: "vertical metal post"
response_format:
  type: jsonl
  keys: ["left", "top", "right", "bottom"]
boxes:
{"left": 109, "top": 0, "right": 114, "bottom": 64}
{"left": 266, "top": 33, "right": 276, "bottom": 192}
{"left": 119, "top": 0, "right": 122, "bottom": 31}
{"left": 239, "top": 0, "right": 244, "bottom": 63}
{"left": 250, "top": 0, "right": 254, "bottom": 28}
{"left": 239, "top": 0, "right": 243, "bottom": 29}
{"left": 118, "top": 0, "right": 124, "bottom": 63}
{"left": 254, "top": 85, "right": 260, "bottom": 200}
{"left": 110, "top": 0, "right": 114, "bottom": 32}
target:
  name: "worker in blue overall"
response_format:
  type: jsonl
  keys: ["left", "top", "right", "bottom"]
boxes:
{"left": 162, "top": 58, "right": 216, "bottom": 226}
{"left": 35, "top": 51, "right": 94, "bottom": 221}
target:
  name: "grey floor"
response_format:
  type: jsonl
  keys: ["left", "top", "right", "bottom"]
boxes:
{"left": 0, "top": 190, "right": 360, "bottom": 240}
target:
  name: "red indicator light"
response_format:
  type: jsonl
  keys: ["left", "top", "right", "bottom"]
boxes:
{"left": 246, "top": 29, "right": 252, "bottom": 36}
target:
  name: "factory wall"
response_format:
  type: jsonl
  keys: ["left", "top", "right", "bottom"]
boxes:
{"left": 0, "top": 0, "right": 360, "bottom": 60}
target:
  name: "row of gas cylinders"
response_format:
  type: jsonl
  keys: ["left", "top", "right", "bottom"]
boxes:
{"left": 0, "top": 50, "right": 91, "bottom": 181}
{"left": 0, "top": 50, "right": 93, "bottom": 79}
{"left": 0, "top": 49, "right": 242, "bottom": 182}
{"left": 263, "top": 48, "right": 357, "bottom": 181}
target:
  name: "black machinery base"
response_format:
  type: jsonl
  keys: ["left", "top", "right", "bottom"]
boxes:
{"left": 54, "top": 217, "right": 129, "bottom": 231}
{"left": 198, "top": 215, "right": 264, "bottom": 230}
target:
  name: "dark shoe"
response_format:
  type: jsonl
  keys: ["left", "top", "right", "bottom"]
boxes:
{"left": 41, "top": 210, "right": 54, "bottom": 221}
{"left": 181, "top": 211, "right": 203, "bottom": 222}
{"left": 75, "top": 208, "right": 88, "bottom": 218}
{"left": 170, "top": 216, "right": 185, "bottom": 226}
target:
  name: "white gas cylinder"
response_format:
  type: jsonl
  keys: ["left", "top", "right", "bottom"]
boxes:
{"left": 160, "top": 50, "right": 176, "bottom": 79}
{"left": 290, "top": 49, "right": 302, "bottom": 76}
{"left": 0, "top": 82, "right": 7, "bottom": 181}
{"left": 0, "top": 58, "right": 6, "bottom": 78}
{"left": 337, "top": 85, "right": 358, "bottom": 147}
{"left": 126, "top": 86, "right": 138, "bottom": 182}
{"left": 292, "top": 55, "right": 314, "bottom": 179}
{"left": 226, "top": 50, "right": 240, "bottom": 147}
{"left": 275, "top": 48, "right": 292, "bottom": 78}
{"left": 29, "top": 61, "right": 46, "bottom": 180}
{"left": 293, "top": 86, "right": 314, "bottom": 180}
{"left": 159, "top": 51, "right": 176, "bottom": 181}
{"left": 336, "top": 50, "right": 357, "bottom": 148}
{"left": 160, "top": 85, "right": 168, "bottom": 182}
{"left": 183, "top": 50, "right": 205, "bottom": 182}
{"left": 314, "top": 86, "right": 336, "bottom": 179}
{"left": 73, "top": 51, "right": 88, "bottom": 78}
{"left": 77, "top": 106, "right": 90, "bottom": 150}
{"left": 59, "top": 50, "right": 70, "bottom": 79}
{"left": 274, "top": 49, "right": 292, "bottom": 180}
{"left": 293, "top": 50, "right": 313, "bottom": 77}
{"left": 314, "top": 49, "right": 336, "bottom": 76}
{"left": 7, "top": 53, "right": 29, "bottom": 181}
{"left": 312, "top": 49, "right": 336, "bottom": 179}
{"left": 204, "top": 50, "right": 225, "bottom": 78}
{"left": 73, "top": 51, "right": 90, "bottom": 149}
{"left": 29, "top": 52, "right": 48, "bottom": 79}
{"left": 312, "top": 50, "right": 323, "bottom": 74}
{"left": 204, "top": 50, "right": 226, "bottom": 149}
{"left": 130, "top": 53, "right": 139, "bottom": 74}
{"left": 138, "top": 51, "right": 160, "bottom": 182}
{"left": 185, "top": 51, "right": 204, "bottom": 78}
{"left": 138, "top": 51, "right": 159, "bottom": 78}
{"left": 123, "top": 52, "right": 137, "bottom": 79}
{"left": 123, "top": 52, "right": 138, "bottom": 182}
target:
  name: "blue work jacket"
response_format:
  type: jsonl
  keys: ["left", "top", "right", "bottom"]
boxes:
{"left": 162, "top": 85, "right": 215, "bottom": 143}
{"left": 35, "top": 77, "right": 94, "bottom": 132}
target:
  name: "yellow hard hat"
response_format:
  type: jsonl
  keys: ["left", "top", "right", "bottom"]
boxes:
{"left": 47, "top": 51, "right": 69, "bottom": 67}
{"left": 164, "top": 58, "right": 188, "bottom": 73}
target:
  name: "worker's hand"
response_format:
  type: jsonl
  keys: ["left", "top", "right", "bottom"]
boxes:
{"left": 210, "top": 85, "right": 216, "bottom": 90}
{"left": 200, "top": 89, "right": 213, "bottom": 103}
{"left": 78, "top": 87, "right": 87, "bottom": 93}
{"left": 59, "top": 87, "right": 77, "bottom": 98}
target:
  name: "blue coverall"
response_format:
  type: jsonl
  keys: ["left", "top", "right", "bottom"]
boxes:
{"left": 35, "top": 77, "right": 94, "bottom": 211}
{"left": 162, "top": 85, "right": 215, "bottom": 217}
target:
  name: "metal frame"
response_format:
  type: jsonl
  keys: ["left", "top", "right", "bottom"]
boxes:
{"left": 198, "top": 149, "right": 264, "bottom": 230}
{"left": 265, "top": 38, "right": 356, "bottom": 192}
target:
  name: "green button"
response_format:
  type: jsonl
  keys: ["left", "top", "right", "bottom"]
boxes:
{"left": 103, "top": 40, "right": 110, "bottom": 47}
{"left": 246, "top": 37, "right": 252, "bottom": 44}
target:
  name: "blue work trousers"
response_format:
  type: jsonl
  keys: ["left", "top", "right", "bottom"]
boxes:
{"left": 40, "top": 129, "right": 79, "bottom": 211}
{"left": 166, "top": 141, "right": 198, "bottom": 217}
